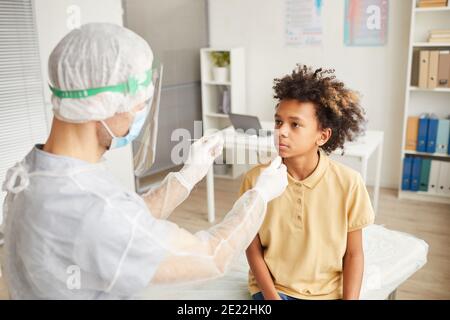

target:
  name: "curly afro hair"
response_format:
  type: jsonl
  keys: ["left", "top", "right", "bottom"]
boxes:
{"left": 273, "top": 64, "right": 366, "bottom": 154}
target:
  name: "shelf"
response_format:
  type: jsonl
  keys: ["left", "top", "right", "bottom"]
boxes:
{"left": 414, "top": 6, "right": 450, "bottom": 12}
{"left": 403, "top": 150, "right": 450, "bottom": 159}
{"left": 201, "top": 48, "right": 246, "bottom": 180}
{"left": 204, "top": 112, "right": 230, "bottom": 118}
{"left": 413, "top": 42, "right": 450, "bottom": 47}
{"left": 398, "top": 1, "right": 450, "bottom": 204}
{"left": 399, "top": 190, "right": 450, "bottom": 204}
{"left": 409, "top": 86, "right": 450, "bottom": 92}
{"left": 203, "top": 80, "right": 232, "bottom": 86}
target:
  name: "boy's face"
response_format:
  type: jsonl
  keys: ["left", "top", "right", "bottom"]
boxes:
{"left": 274, "top": 99, "right": 329, "bottom": 158}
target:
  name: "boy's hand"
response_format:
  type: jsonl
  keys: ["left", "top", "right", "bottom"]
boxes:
{"left": 252, "top": 156, "right": 288, "bottom": 203}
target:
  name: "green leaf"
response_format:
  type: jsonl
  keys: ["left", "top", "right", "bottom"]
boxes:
{"left": 210, "top": 51, "right": 230, "bottom": 68}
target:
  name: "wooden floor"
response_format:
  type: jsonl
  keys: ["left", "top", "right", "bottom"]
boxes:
{"left": 0, "top": 176, "right": 449, "bottom": 300}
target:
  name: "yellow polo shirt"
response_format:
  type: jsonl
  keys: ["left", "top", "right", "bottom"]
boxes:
{"left": 239, "top": 151, "right": 375, "bottom": 300}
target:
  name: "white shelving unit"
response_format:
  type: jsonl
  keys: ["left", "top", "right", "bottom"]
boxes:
{"left": 398, "top": 0, "right": 450, "bottom": 204}
{"left": 200, "top": 47, "right": 247, "bottom": 179}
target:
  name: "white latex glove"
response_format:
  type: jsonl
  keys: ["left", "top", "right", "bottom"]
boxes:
{"left": 252, "top": 156, "right": 288, "bottom": 203}
{"left": 179, "top": 133, "right": 224, "bottom": 190}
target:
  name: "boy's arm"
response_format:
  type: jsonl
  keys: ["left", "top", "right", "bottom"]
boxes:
{"left": 246, "top": 235, "right": 281, "bottom": 300}
{"left": 342, "top": 229, "right": 364, "bottom": 300}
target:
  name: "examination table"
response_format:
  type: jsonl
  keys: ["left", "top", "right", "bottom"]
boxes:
{"left": 140, "top": 224, "right": 429, "bottom": 300}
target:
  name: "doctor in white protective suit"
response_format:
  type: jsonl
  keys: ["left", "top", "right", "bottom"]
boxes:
{"left": 0, "top": 23, "right": 288, "bottom": 299}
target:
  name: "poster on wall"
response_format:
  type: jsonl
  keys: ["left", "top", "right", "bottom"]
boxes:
{"left": 344, "top": 0, "right": 389, "bottom": 46}
{"left": 285, "top": 0, "right": 323, "bottom": 47}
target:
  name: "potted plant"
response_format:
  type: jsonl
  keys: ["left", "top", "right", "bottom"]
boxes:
{"left": 210, "top": 51, "right": 230, "bottom": 82}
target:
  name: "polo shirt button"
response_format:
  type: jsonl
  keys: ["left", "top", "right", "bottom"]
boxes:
{"left": 297, "top": 199, "right": 301, "bottom": 204}
{"left": 302, "top": 289, "right": 311, "bottom": 294}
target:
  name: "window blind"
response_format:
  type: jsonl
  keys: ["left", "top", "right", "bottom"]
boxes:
{"left": 0, "top": 0, "right": 48, "bottom": 223}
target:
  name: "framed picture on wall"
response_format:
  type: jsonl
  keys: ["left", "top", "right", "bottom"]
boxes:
{"left": 344, "top": 0, "right": 389, "bottom": 46}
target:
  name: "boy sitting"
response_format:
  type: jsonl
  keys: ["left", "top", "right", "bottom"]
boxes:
{"left": 240, "top": 65, "right": 374, "bottom": 300}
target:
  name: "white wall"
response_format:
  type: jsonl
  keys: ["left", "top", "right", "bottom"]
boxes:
{"left": 33, "top": 0, "right": 136, "bottom": 192}
{"left": 208, "top": 0, "right": 412, "bottom": 188}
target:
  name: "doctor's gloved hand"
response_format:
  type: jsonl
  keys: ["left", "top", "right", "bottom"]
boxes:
{"left": 252, "top": 156, "right": 288, "bottom": 203}
{"left": 179, "top": 133, "right": 224, "bottom": 190}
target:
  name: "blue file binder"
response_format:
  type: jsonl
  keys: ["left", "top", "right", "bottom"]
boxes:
{"left": 417, "top": 117, "right": 429, "bottom": 152}
{"left": 411, "top": 157, "right": 422, "bottom": 191}
{"left": 402, "top": 157, "right": 413, "bottom": 191}
{"left": 426, "top": 118, "right": 439, "bottom": 153}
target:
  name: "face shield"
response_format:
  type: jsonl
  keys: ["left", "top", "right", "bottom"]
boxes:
{"left": 132, "top": 62, "right": 163, "bottom": 177}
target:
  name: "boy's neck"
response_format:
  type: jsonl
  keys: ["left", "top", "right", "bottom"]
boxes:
{"left": 283, "top": 148, "right": 320, "bottom": 181}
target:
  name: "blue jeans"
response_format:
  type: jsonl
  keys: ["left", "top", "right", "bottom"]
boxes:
{"left": 252, "top": 292, "right": 299, "bottom": 300}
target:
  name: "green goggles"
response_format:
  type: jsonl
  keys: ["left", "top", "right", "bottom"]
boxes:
{"left": 49, "top": 69, "right": 153, "bottom": 99}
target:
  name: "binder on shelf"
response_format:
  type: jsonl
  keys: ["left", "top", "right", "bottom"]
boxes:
{"left": 411, "top": 157, "right": 422, "bottom": 191}
{"left": 443, "top": 162, "right": 450, "bottom": 196}
{"left": 428, "top": 160, "right": 441, "bottom": 194}
{"left": 411, "top": 51, "right": 420, "bottom": 87}
{"left": 436, "top": 161, "right": 449, "bottom": 195}
{"left": 419, "top": 159, "right": 431, "bottom": 192}
{"left": 426, "top": 117, "right": 439, "bottom": 153}
{"left": 437, "top": 51, "right": 450, "bottom": 88}
{"left": 220, "top": 89, "right": 231, "bottom": 114}
{"left": 417, "top": 115, "right": 429, "bottom": 152}
{"left": 402, "top": 157, "right": 413, "bottom": 191}
{"left": 428, "top": 51, "right": 439, "bottom": 89}
{"left": 418, "top": 50, "right": 430, "bottom": 89}
{"left": 448, "top": 129, "right": 450, "bottom": 155}
{"left": 436, "top": 119, "right": 450, "bottom": 154}
{"left": 405, "top": 116, "right": 419, "bottom": 150}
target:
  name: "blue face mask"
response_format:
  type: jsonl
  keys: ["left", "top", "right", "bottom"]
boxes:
{"left": 101, "top": 102, "right": 150, "bottom": 150}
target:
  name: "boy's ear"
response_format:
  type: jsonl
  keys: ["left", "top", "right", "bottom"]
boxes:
{"left": 317, "top": 128, "right": 332, "bottom": 147}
